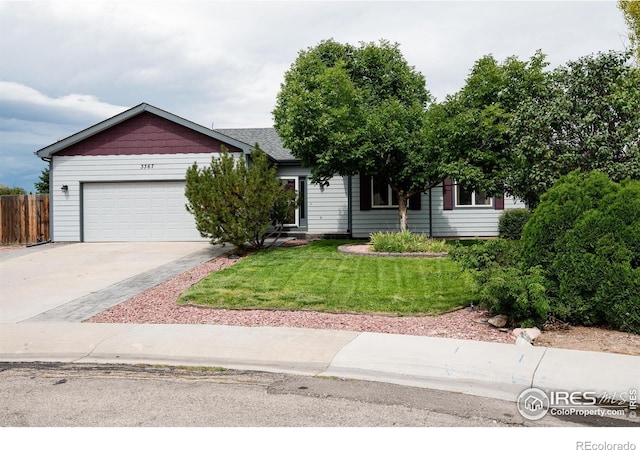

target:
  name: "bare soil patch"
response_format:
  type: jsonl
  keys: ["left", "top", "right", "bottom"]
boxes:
{"left": 535, "top": 325, "right": 640, "bottom": 356}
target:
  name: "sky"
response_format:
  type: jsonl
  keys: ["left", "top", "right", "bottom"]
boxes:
{"left": 0, "top": 0, "right": 631, "bottom": 192}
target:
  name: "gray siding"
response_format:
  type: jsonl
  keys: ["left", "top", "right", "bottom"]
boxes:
{"left": 352, "top": 176, "right": 526, "bottom": 238}
{"left": 432, "top": 189, "right": 524, "bottom": 238}
{"left": 276, "top": 167, "right": 349, "bottom": 233}
{"left": 351, "top": 174, "right": 431, "bottom": 238}
{"left": 51, "top": 153, "right": 229, "bottom": 241}
{"left": 53, "top": 153, "right": 526, "bottom": 242}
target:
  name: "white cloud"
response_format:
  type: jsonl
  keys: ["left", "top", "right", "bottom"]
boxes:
{"left": 0, "top": 81, "right": 127, "bottom": 124}
{"left": 0, "top": 81, "right": 126, "bottom": 117}
{"left": 0, "top": 0, "right": 632, "bottom": 191}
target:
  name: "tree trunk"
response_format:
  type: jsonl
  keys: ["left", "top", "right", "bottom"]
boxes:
{"left": 398, "top": 194, "right": 409, "bottom": 232}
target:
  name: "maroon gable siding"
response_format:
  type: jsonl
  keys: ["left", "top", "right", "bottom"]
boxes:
{"left": 57, "top": 112, "right": 243, "bottom": 156}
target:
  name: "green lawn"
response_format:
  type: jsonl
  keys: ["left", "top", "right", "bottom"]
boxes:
{"left": 179, "top": 240, "right": 477, "bottom": 315}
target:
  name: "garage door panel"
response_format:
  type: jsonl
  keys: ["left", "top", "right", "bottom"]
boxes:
{"left": 83, "top": 181, "right": 204, "bottom": 242}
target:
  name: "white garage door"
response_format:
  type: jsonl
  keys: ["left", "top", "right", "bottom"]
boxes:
{"left": 83, "top": 181, "right": 204, "bottom": 242}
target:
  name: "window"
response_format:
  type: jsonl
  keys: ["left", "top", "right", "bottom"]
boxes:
{"left": 280, "top": 177, "right": 299, "bottom": 226}
{"left": 372, "top": 175, "right": 398, "bottom": 207}
{"left": 455, "top": 184, "right": 492, "bottom": 207}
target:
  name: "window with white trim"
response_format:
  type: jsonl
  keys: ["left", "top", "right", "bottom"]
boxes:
{"left": 372, "top": 175, "right": 398, "bottom": 208}
{"left": 455, "top": 184, "right": 492, "bottom": 207}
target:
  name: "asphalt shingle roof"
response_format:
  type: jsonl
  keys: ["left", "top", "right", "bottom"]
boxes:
{"left": 214, "top": 128, "right": 296, "bottom": 162}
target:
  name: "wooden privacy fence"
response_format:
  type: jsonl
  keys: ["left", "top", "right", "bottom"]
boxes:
{"left": 0, "top": 194, "right": 50, "bottom": 245}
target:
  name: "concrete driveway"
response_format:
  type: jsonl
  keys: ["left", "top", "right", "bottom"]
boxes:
{"left": 0, "top": 242, "right": 218, "bottom": 324}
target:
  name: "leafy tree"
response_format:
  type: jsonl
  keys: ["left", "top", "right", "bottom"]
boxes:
{"left": 508, "top": 50, "right": 640, "bottom": 207}
{"left": 185, "top": 146, "right": 297, "bottom": 250}
{"left": 619, "top": 0, "right": 640, "bottom": 60}
{"left": 35, "top": 166, "right": 49, "bottom": 194}
{"left": 0, "top": 185, "right": 26, "bottom": 195}
{"left": 273, "top": 39, "right": 434, "bottom": 231}
{"left": 425, "top": 51, "right": 549, "bottom": 196}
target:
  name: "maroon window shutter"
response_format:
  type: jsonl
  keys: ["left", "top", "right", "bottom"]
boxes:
{"left": 360, "top": 173, "right": 371, "bottom": 211}
{"left": 494, "top": 194, "right": 504, "bottom": 210}
{"left": 443, "top": 179, "right": 454, "bottom": 210}
{"left": 409, "top": 192, "right": 421, "bottom": 210}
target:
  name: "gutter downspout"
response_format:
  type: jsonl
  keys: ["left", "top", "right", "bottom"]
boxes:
{"left": 39, "top": 157, "right": 54, "bottom": 243}
{"left": 347, "top": 175, "right": 352, "bottom": 237}
{"left": 428, "top": 187, "right": 433, "bottom": 238}
{"left": 49, "top": 158, "right": 53, "bottom": 242}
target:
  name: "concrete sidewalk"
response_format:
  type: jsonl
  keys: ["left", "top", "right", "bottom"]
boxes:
{"left": 1, "top": 322, "right": 638, "bottom": 405}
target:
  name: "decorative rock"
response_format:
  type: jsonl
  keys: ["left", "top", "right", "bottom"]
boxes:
{"left": 515, "top": 334, "right": 533, "bottom": 346}
{"left": 512, "top": 327, "right": 541, "bottom": 342}
{"left": 487, "top": 314, "right": 508, "bottom": 328}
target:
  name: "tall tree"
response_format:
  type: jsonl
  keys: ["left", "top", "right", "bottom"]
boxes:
{"left": 425, "top": 51, "right": 549, "bottom": 197}
{"left": 619, "top": 0, "right": 640, "bottom": 60}
{"left": 508, "top": 50, "right": 640, "bottom": 207}
{"left": 35, "top": 166, "right": 49, "bottom": 194}
{"left": 273, "top": 39, "right": 433, "bottom": 231}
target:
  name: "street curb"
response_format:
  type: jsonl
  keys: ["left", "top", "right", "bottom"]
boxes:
{"left": 533, "top": 347, "right": 640, "bottom": 397}
{"left": 320, "top": 332, "right": 546, "bottom": 402}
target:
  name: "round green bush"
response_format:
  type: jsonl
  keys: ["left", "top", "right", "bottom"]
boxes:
{"left": 521, "top": 171, "right": 640, "bottom": 333}
{"left": 521, "top": 170, "right": 619, "bottom": 270}
{"left": 498, "top": 208, "right": 532, "bottom": 240}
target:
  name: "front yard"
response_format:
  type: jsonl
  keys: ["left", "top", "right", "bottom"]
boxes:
{"left": 178, "top": 240, "right": 475, "bottom": 315}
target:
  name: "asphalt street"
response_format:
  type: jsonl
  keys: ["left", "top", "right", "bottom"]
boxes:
{"left": 0, "top": 362, "right": 605, "bottom": 427}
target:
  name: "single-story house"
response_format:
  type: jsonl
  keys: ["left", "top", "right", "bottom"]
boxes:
{"left": 35, "top": 102, "right": 525, "bottom": 242}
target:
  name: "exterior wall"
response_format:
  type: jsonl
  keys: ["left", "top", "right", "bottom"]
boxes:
{"left": 351, "top": 176, "right": 526, "bottom": 238}
{"left": 50, "top": 153, "right": 232, "bottom": 241}
{"left": 431, "top": 186, "right": 525, "bottom": 238}
{"left": 276, "top": 167, "right": 349, "bottom": 233}
{"left": 351, "top": 174, "right": 431, "bottom": 238}
{"left": 53, "top": 152, "right": 526, "bottom": 242}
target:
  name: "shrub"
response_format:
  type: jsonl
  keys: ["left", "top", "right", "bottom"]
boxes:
{"left": 448, "top": 238, "right": 523, "bottom": 272}
{"left": 521, "top": 171, "right": 640, "bottom": 333}
{"left": 477, "top": 265, "right": 549, "bottom": 327}
{"left": 449, "top": 239, "right": 547, "bottom": 326}
{"left": 498, "top": 208, "right": 532, "bottom": 239}
{"left": 548, "top": 180, "right": 640, "bottom": 333}
{"left": 369, "top": 231, "right": 448, "bottom": 253}
{"left": 0, "top": 186, "right": 26, "bottom": 196}
{"left": 185, "top": 146, "right": 297, "bottom": 250}
{"left": 520, "top": 170, "right": 618, "bottom": 269}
